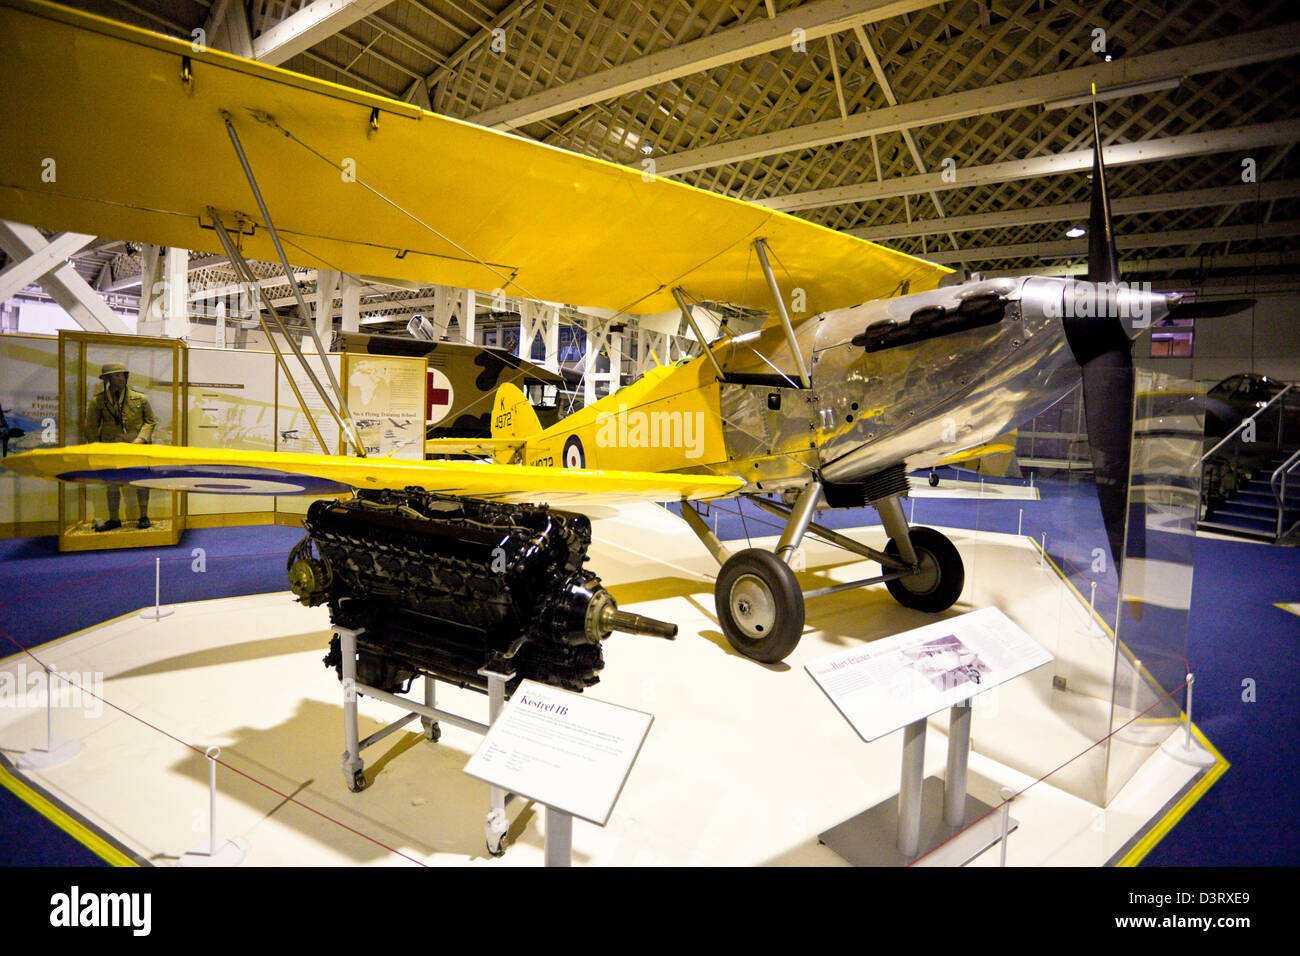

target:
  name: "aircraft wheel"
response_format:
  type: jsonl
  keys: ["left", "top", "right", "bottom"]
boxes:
{"left": 884, "top": 527, "right": 964, "bottom": 613}
{"left": 347, "top": 768, "right": 367, "bottom": 793}
{"left": 715, "top": 549, "right": 805, "bottom": 663}
{"left": 929, "top": 471, "right": 940, "bottom": 487}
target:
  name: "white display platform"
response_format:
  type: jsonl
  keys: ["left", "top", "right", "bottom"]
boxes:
{"left": 0, "top": 504, "right": 1223, "bottom": 866}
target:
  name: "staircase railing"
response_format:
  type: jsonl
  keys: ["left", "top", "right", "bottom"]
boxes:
{"left": 1198, "top": 383, "right": 1298, "bottom": 540}
{"left": 1199, "top": 383, "right": 1293, "bottom": 464}
{"left": 1271, "top": 447, "right": 1300, "bottom": 540}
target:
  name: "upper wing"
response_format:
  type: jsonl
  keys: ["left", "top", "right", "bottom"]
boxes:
{"left": 0, "top": 0, "right": 947, "bottom": 316}
{"left": 3, "top": 443, "right": 745, "bottom": 506}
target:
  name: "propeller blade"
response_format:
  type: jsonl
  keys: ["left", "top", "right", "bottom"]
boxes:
{"left": 1063, "top": 89, "right": 1137, "bottom": 572}
{"left": 1087, "top": 93, "right": 1120, "bottom": 285}
{"left": 1080, "top": 351, "right": 1135, "bottom": 567}
{"left": 1165, "top": 296, "right": 1256, "bottom": 320}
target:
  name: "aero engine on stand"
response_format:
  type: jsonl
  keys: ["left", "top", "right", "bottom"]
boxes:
{"left": 288, "top": 489, "right": 677, "bottom": 696}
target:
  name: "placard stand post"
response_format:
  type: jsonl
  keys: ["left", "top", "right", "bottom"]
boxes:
{"left": 819, "top": 699, "right": 1018, "bottom": 867}
{"left": 807, "top": 607, "right": 1050, "bottom": 867}
{"left": 544, "top": 806, "right": 573, "bottom": 867}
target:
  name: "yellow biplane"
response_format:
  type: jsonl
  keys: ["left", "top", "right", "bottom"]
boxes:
{"left": 3, "top": 0, "right": 1204, "bottom": 668}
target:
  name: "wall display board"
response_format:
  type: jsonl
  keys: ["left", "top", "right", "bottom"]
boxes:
{"left": 342, "top": 352, "right": 425, "bottom": 460}
{"left": 186, "top": 347, "right": 277, "bottom": 518}
{"left": 274, "top": 352, "right": 341, "bottom": 518}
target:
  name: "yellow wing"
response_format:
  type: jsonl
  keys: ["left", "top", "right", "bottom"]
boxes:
{"left": 3, "top": 443, "right": 744, "bottom": 506}
{"left": 0, "top": 0, "right": 947, "bottom": 316}
{"left": 424, "top": 438, "right": 524, "bottom": 461}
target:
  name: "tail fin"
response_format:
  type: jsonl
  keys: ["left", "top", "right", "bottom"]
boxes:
{"left": 490, "top": 383, "right": 542, "bottom": 441}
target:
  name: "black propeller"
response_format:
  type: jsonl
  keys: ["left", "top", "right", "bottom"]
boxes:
{"left": 1164, "top": 296, "right": 1255, "bottom": 320}
{"left": 1061, "top": 96, "right": 1136, "bottom": 571}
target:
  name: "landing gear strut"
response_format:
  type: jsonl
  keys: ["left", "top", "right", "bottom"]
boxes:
{"left": 689, "top": 476, "right": 965, "bottom": 664}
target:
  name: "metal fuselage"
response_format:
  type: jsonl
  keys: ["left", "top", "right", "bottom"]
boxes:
{"left": 504, "top": 276, "right": 1162, "bottom": 495}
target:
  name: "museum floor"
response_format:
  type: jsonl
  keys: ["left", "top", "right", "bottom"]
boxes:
{"left": 1, "top": 474, "right": 1296, "bottom": 866}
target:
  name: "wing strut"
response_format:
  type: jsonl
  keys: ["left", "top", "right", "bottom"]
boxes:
{"left": 671, "top": 287, "right": 725, "bottom": 381}
{"left": 208, "top": 210, "right": 332, "bottom": 456}
{"left": 220, "top": 111, "right": 367, "bottom": 457}
{"left": 753, "top": 239, "right": 811, "bottom": 388}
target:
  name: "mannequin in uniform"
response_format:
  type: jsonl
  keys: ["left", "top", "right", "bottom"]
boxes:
{"left": 85, "top": 361, "right": 158, "bottom": 530}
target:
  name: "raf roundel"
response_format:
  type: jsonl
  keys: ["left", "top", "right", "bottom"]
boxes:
{"left": 562, "top": 435, "right": 585, "bottom": 469}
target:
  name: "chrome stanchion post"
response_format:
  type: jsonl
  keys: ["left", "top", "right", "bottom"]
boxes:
{"left": 998, "top": 787, "right": 1015, "bottom": 867}
{"left": 1162, "top": 672, "right": 1215, "bottom": 767}
{"left": 17, "top": 665, "right": 82, "bottom": 769}
{"left": 140, "top": 557, "right": 174, "bottom": 619}
{"left": 179, "top": 746, "right": 247, "bottom": 866}
{"left": 898, "top": 718, "right": 927, "bottom": 858}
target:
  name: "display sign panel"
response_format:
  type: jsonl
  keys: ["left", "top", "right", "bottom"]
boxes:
{"left": 464, "top": 680, "right": 653, "bottom": 826}
{"left": 345, "top": 353, "right": 424, "bottom": 459}
{"left": 806, "top": 607, "right": 1053, "bottom": 742}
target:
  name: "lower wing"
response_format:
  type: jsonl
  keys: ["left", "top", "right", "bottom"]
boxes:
{"left": 4, "top": 443, "right": 744, "bottom": 506}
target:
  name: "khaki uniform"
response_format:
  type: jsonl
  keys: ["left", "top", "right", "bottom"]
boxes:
{"left": 85, "top": 388, "right": 157, "bottom": 443}
{"left": 85, "top": 381, "right": 158, "bottom": 527}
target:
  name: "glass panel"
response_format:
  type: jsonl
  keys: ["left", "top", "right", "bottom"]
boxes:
{"left": 57, "top": 332, "right": 184, "bottom": 549}
{"left": 1105, "top": 370, "right": 1203, "bottom": 803}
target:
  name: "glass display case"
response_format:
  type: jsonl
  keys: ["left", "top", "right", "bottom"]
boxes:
{"left": 57, "top": 331, "right": 186, "bottom": 551}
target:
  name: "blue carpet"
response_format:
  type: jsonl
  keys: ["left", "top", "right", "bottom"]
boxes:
{"left": 1, "top": 491, "right": 1296, "bottom": 866}
{"left": 0, "top": 523, "right": 305, "bottom": 866}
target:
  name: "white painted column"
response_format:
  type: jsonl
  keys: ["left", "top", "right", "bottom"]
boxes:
{"left": 315, "top": 269, "right": 339, "bottom": 342}
{"left": 544, "top": 304, "right": 560, "bottom": 372}
{"left": 608, "top": 325, "right": 624, "bottom": 392}
{"left": 163, "top": 246, "right": 189, "bottom": 339}
{"left": 582, "top": 315, "right": 601, "bottom": 407}
{"left": 340, "top": 274, "right": 361, "bottom": 333}
{"left": 136, "top": 244, "right": 163, "bottom": 336}
{"left": 430, "top": 286, "right": 452, "bottom": 340}
{"left": 215, "top": 298, "right": 227, "bottom": 349}
{"left": 460, "top": 289, "right": 476, "bottom": 344}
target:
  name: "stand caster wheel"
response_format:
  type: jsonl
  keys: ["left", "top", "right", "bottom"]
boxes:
{"left": 485, "top": 808, "right": 508, "bottom": 857}
{"left": 347, "top": 768, "right": 367, "bottom": 793}
{"left": 884, "top": 527, "right": 965, "bottom": 613}
{"left": 422, "top": 719, "right": 441, "bottom": 743}
{"left": 715, "top": 548, "right": 804, "bottom": 663}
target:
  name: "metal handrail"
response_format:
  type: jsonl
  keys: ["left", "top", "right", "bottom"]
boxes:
{"left": 1199, "top": 383, "right": 1293, "bottom": 463}
{"left": 1271, "top": 446, "right": 1300, "bottom": 539}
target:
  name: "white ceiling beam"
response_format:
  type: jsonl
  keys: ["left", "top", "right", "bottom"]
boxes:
{"left": 471, "top": 0, "right": 947, "bottom": 130}
{"left": 0, "top": 230, "right": 95, "bottom": 301}
{"left": 0, "top": 221, "right": 130, "bottom": 333}
{"left": 757, "top": 119, "right": 1300, "bottom": 212}
{"left": 253, "top": 0, "right": 397, "bottom": 66}
{"left": 985, "top": 250, "right": 1300, "bottom": 278}
{"left": 848, "top": 180, "right": 1300, "bottom": 241}
{"left": 658, "top": 23, "right": 1300, "bottom": 175}
{"left": 925, "top": 220, "right": 1300, "bottom": 264}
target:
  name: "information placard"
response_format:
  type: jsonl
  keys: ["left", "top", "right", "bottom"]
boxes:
{"left": 463, "top": 680, "right": 653, "bottom": 826}
{"left": 805, "top": 607, "right": 1053, "bottom": 742}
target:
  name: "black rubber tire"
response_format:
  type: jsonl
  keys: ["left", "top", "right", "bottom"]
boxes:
{"left": 884, "top": 527, "right": 965, "bottom": 613}
{"left": 929, "top": 471, "right": 940, "bottom": 487}
{"left": 349, "top": 769, "right": 367, "bottom": 793}
{"left": 715, "top": 548, "right": 805, "bottom": 663}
